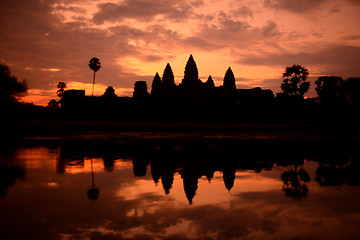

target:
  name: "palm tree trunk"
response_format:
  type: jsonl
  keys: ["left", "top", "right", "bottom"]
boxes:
{"left": 91, "top": 71, "right": 96, "bottom": 96}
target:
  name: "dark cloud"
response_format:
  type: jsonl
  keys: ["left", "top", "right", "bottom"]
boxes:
{"left": 347, "top": 0, "right": 360, "bottom": 5}
{"left": 183, "top": 37, "right": 221, "bottom": 50}
{"left": 191, "top": 12, "right": 260, "bottom": 50}
{"left": 262, "top": 21, "right": 280, "bottom": 37}
{"left": 340, "top": 34, "right": 360, "bottom": 41}
{"left": 217, "top": 12, "right": 250, "bottom": 32}
{"left": 53, "top": 4, "right": 85, "bottom": 13}
{"left": 189, "top": 0, "right": 204, "bottom": 7}
{"left": 144, "top": 55, "right": 165, "bottom": 62}
{"left": 232, "top": 6, "right": 254, "bottom": 18}
{"left": 264, "top": 0, "right": 327, "bottom": 13}
{"left": 93, "top": 0, "right": 200, "bottom": 24}
{"left": 239, "top": 45, "right": 360, "bottom": 77}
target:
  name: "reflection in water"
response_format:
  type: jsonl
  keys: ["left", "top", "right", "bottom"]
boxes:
{"left": 0, "top": 149, "right": 26, "bottom": 197}
{"left": 87, "top": 158, "right": 100, "bottom": 200}
{"left": 281, "top": 166, "right": 310, "bottom": 198}
{"left": 1, "top": 137, "right": 360, "bottom": 239}
{"left": 52, "top": 139, "right": 360, "bottom": 203}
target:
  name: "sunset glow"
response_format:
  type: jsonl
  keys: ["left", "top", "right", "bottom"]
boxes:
{"left": 1, "top": 0, "right": 360, "bottom": 105}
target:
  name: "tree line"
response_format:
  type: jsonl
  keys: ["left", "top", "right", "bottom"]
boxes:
{"left": 280, "top": 64, "right": 360, "bottom": 105}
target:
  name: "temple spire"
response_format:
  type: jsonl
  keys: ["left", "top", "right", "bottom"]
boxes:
{"left": 182, "top": 54, "right": 201, "bottom": 88}
{"left": 162, "top": 63, "right": 175, "bottom": 87}
{"left": 223, "top": 67, "right": 236, "bottom": 90}
{"left": 151, "top": 72, "right": 161, "bottom": 96}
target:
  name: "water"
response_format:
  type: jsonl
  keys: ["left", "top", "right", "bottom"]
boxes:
{"left": 1, "top": 135, "right": 360, "bottom": 240}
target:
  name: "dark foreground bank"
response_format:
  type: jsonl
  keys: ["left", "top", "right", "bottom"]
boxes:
{"left": 2, "top": 119, "right": 360, "bottom": 140}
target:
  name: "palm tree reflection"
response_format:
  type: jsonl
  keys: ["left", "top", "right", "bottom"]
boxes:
{"left": 281, "top": 165, "right": 310, "bottom": 198}
{"left": 87, "top": 158, "right": 100, "bottom": 200}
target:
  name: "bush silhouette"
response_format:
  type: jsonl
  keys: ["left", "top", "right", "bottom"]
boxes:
{"left": 0, "top": 64, "right": 27, "bottom": 104}
{"left": 315, "top": 76, "right": 345, "bottom": 104}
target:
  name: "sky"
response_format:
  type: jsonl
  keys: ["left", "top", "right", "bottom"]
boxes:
{"left": 1, "top": 0, "right": 360, "bottom": 106}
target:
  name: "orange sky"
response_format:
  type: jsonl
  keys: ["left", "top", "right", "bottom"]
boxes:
{"left": 1, "top": 0, "right": 360, "bottom": 105}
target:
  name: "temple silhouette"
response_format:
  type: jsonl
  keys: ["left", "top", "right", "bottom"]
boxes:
{"left": 61, "top": 55, "right": 275, "bottom": 121}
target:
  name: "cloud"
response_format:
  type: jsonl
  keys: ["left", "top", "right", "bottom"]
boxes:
{"left": 262, "top": 21, "right": 280, "bottom": 37}
{"left": 144, "top": 55, "right": 165, "bottom": 62}
{"left": 93, "top": 0, "right": 201, "bottom": 24}
{"left": 0, "top": 0, "right": 171, "bottom": 93}
{"left": 217, "top": 12, "right": 250, "bottom": 32}
{"left": 232, "top": 6, "right": 254, "bottom": 18}
{"left": 182, "top": 37, "right": 221, "bottom": 50}
{"left": 347, "top": 0, "right": 360, "bottom": 5}
{"left": 340, "top": 34, "right": 360, "bottom": 41}
{"left": 264, "top": 0, "right": 327, "bottom": 13}
{"left": 191, "top": 13, "right": 260, "bottom": 50}
{"left": 238, "top": 45, "right": 360, "bottom": 76}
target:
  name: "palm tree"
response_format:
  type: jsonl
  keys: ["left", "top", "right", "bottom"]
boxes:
{"left": 56, "top": 82, "right": 67, "bottom": 98}
{"left": 281, "top": 65, "right": 309, "bottom": 97}
{"left": 88, "top": 57, "right": 101, "bottom": 96}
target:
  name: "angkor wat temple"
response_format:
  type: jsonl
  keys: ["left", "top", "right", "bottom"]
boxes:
{"left": 61, "top": 55, "right": 275, "bottom": 121}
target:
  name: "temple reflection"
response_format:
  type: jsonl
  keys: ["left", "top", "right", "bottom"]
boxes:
{"left": 53, "top": 138, "right": 359, "bottom": 204}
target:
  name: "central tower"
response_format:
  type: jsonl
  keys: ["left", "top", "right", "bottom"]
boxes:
{"left": 181, "top": 54, "right": 201, "bottom": 88}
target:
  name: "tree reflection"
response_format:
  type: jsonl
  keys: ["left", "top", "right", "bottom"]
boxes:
{"left": 0, "top": 161, "right": 25, "bottom": 197}
{"left": 87, "top": 158, "right": 100, "bottom": 200}
{"left": 315, "top": 151, "right": 360, "bottom": 186}
{"left": 281, "top": 166, "right": 310, "bottom": 198}
{"left": 315, "top": 165, "right": 344, "bottom": 186}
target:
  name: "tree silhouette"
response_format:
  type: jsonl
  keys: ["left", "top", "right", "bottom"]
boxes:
{"left": 162, "top": 63, "right": 175, "bottom": 87}
{"left": 0, "top": 64, "right": 27, "bottom": 104}
{"left": 182, "top": 54, "right": 200, "bottom": 88}
{"left": 315, "top": 76, "right": 345, "bottom": 104}
{"left": 223, "top": 67, "right": 236, "bottom": 90}
{"left": 56, "top": 82, "right": 67, "bottom": 98}
{"left": 281, "top": 65, "right": 309, "bottom": 96}
{"left": 89, "top": 57, "right": 101, "bottom": 96}
{"left": 47, "top": 99, "right": 60, "bottom": 109}
{"left": 345, "top": 77, "right": 360, "bottom": 105}
{"left": 281, "top": 166, "right": 310, "bottom": 198}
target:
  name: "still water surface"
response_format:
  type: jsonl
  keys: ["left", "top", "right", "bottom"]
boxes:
{"left": 1, "top": 135, "right": 360, "bottom": 239}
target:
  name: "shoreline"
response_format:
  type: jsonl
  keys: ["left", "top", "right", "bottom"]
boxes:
{"left": 2, "top": 119, "right": 360, "bottom": 140}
